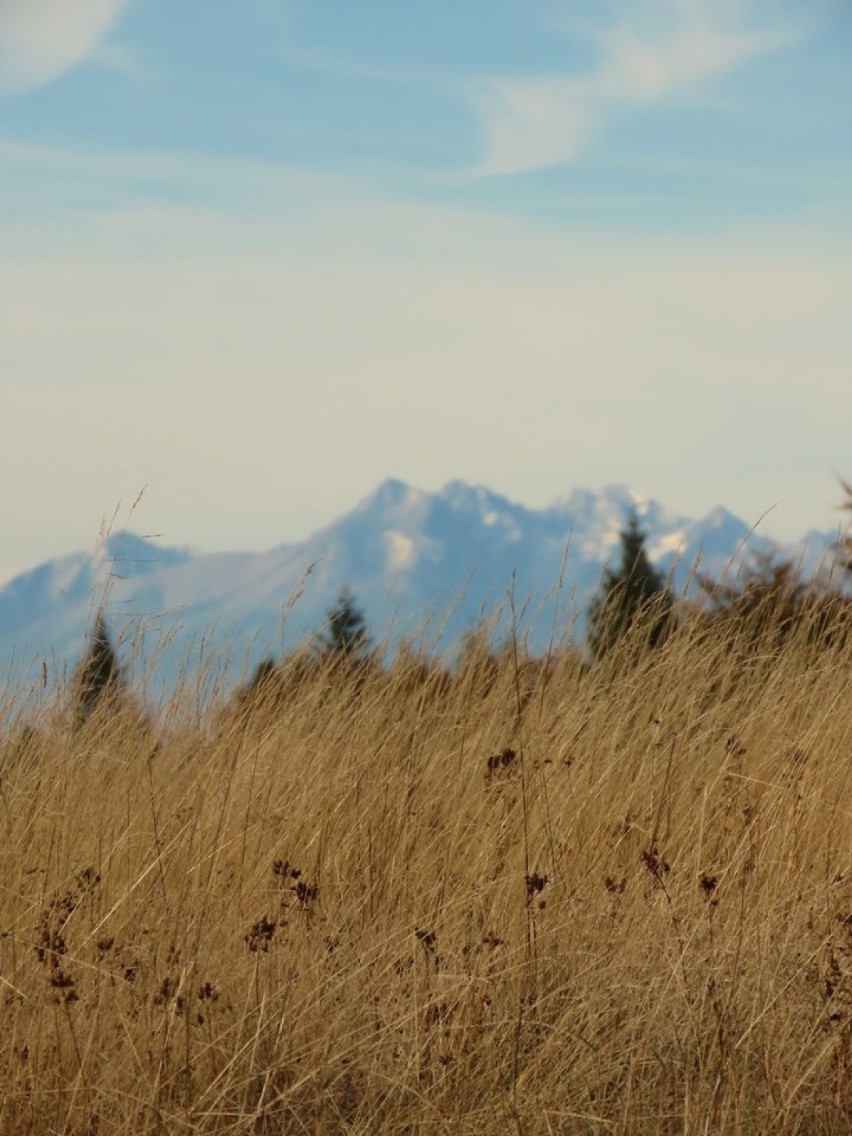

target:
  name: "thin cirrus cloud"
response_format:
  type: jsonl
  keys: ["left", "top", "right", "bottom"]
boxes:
{"left": 470, "top": 1, "right": 806, "bottom": 177}
{"left": 0, "top": 0, "right": 129, "bottom": 94}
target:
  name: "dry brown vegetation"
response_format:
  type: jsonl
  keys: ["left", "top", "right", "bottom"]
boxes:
{"left": 2, "top": 605, "right": 852, "bottom": 1135}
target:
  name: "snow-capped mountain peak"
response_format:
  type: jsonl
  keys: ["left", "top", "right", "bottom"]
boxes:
{"left": 0, "top": 479, "right": 839, "bottom": 693}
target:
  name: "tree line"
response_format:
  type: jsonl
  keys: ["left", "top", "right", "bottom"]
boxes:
{"left": 70, "top": 479, "right": 852, "bottom": 723}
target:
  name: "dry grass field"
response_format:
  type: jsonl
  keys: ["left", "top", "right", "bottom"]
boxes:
{"left": 2, "top": 610, "right": 852, "bottom": 1134}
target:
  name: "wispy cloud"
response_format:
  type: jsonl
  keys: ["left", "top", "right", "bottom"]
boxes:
{"left": 471, "top": 0, "right": 808, "bottom": 176}
{"left": 0, "top": 0, "right": 130, "bottom": 95}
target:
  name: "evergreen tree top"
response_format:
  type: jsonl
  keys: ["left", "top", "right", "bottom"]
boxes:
{"left": 315, "top": 586, "right": 372, "bottom": 663}
{"left": 73, "top": 612, "right": 124, "bottom": 726}
{"left": 612, "top": 512, "right": 666, "bottom": 592}
{"left": 587, "top": 510, "right": 673, "bottom": 661}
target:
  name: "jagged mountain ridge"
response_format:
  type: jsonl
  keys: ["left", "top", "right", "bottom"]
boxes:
{"left": 0, "top": 479, "right": 838, "bottom": 694}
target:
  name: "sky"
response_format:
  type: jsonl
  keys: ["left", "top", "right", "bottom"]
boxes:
{"left": 1, "top": 0, "right": 851, "bottom": 581}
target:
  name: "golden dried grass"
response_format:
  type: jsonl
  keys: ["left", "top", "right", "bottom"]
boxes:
{"left": 1, "top": 611, "right": 852, "bottom": 1135}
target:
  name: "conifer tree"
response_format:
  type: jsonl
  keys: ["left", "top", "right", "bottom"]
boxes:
{"left": 73, "top": 612, "right": 123, "bottom": 726}
{"left": 315, "top": 587, "right": 372, "bottom": 665}
{"left": 587, "top": 512, "right": 673, "bottom": 661}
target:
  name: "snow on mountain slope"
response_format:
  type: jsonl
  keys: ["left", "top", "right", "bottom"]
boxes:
{"left": 0, "top": 480, "right": 841, "bottom": 695}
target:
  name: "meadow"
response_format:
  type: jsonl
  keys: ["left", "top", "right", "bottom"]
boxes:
{"left": 2, "top": 605, "right": 852, "bottom": 1135}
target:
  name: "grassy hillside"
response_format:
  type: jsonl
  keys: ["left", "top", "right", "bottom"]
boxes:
{"left": 2, "top": 612, "right": 852, "bottom": 1134}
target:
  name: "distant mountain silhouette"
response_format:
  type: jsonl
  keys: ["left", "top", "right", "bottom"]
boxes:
{"left": 0, "top": 479, "right": 837, "bottom": 697}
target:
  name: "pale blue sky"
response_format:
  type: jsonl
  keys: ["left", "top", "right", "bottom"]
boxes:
{"left": 1, "top": 0, "right": 851, "bottom": 580}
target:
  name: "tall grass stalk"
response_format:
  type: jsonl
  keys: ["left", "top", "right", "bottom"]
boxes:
{"left": 1, "top": 606, "right": 852, "bottom": 1134}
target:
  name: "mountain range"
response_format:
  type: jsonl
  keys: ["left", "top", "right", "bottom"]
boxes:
{"left": 0, "top": 479, "right": 840, "bottom": 698}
